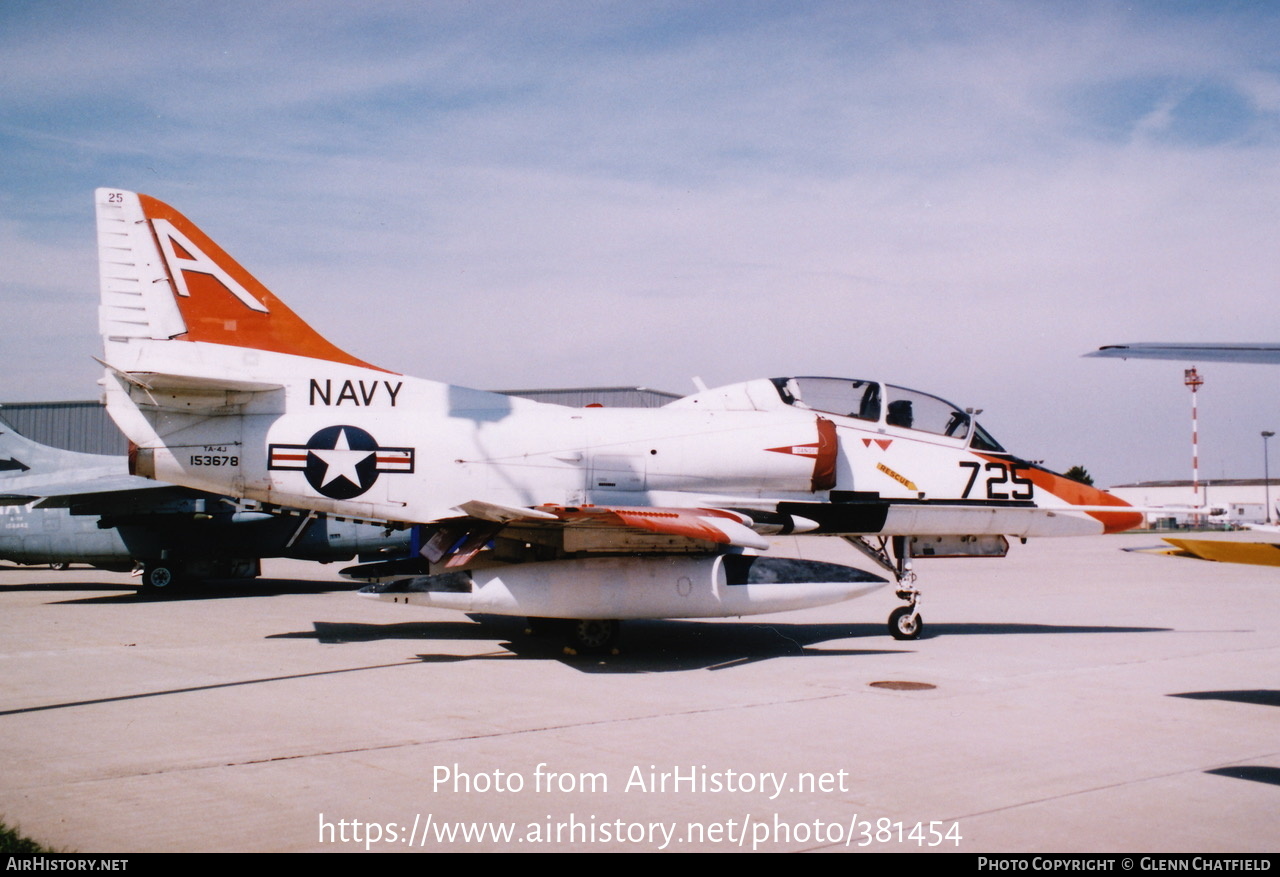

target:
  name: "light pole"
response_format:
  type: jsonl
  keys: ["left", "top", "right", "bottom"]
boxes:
{"left": 1264, "top": 431, "right": 1275, "bottom": 524}
{"left": 1185, "top": 368, "right": 1203, "bottom": 525}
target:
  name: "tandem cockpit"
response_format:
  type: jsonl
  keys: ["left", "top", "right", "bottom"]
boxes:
{"left": 768, "top": 377, "right": 1006, "bottom": 452}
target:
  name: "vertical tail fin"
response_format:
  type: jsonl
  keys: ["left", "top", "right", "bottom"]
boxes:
{"left": 96, "top": 188, "right": 385, "bottom": 370}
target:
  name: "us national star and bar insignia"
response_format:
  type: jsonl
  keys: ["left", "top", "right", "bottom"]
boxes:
{"left": 268, "top": 425, "right": 414, "bottom": 499}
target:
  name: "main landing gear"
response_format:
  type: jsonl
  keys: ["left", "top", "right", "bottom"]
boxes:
{"left": 844, "top": 535, "right": 923, "bottom": 640}
{"left": 140, "top": 561, "right": 182, "bottom": 593}
{"left": 526, "top": 617, "right": 622, "bottom": 655}
{"left": 134, "top": 558, "right": 259, "bottom": 596}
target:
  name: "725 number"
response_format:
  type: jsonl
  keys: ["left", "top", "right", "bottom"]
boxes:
{"left": 959, "top": 460, "right": 1033, "bottom": 500}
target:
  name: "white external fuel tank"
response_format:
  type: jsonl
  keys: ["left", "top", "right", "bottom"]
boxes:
{"left": 360, "top": 554, "right": 886, "bottom": 620}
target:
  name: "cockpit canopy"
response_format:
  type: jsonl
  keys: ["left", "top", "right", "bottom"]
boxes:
{"left": 770, "top": 377, "right": 1005, "bottom": 452}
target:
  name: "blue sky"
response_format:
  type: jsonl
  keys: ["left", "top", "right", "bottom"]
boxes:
{"left": 3, "top": 1, "right": 1279, "bottom": 486}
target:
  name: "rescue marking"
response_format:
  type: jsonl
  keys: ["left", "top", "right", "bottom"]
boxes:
{"left": 876, "top": 462, "right": 918, "bottom": 491}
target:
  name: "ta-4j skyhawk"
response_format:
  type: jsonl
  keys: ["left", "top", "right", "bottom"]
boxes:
{"left": 93, "top": 188, "right": 1140, "bottom": 651}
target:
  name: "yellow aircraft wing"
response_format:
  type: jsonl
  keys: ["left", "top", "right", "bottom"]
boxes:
{"left": 1162, "top": 538, "right": 1280, "bottom": 567}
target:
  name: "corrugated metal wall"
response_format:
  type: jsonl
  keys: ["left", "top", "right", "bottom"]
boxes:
{"left": 0, "top": 402, "right": 128, "bottom": 455}
{"left": 0, "top": 387, "right": 681, "bottom": 455}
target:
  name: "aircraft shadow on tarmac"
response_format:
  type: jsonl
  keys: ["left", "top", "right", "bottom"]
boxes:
{"left": 926, "top": 622, "right": 1171, "bottom": 636}
{"left": 1169, "top": 691, "right": 1280, "bottom": 788}
{"left": 1203, "top": 766, "right": 1280, "bottom": 786}
{"left": 6, "top": 571, "right": 1175, "bottom": 645}
{"left": 1170, "top": 689, "right": 1280, "bottom": 708}
{"left": 0, "top": 619, "right": 1192, "bottom": 717}
{"left": 271, "top": 617, "right": 904, "bottom": 672}
{"left": 36, "top": 578, "right": 357, "bottom": 603}
{"left": 269, "top": 616, "right": 1174, "bottom": 674}
{"left": 2, "top": 580, "right": 138, "bottom": 595}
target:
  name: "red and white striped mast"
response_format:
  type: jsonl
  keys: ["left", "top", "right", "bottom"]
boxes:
{"left": 1185, "top": 367, "right": 1203, "bottom": 517}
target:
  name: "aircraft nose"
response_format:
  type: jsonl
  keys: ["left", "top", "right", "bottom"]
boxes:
{"left": 1085, "top": 485, "right": 1144, "bottom": 534}
{"left": 990, "top": 456, "right": 1145, "bottom": 534}
{"left": 1048, "top": 471, "right": 1144, "bottom": 534}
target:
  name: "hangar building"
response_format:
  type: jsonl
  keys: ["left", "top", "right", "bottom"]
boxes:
{"left": 1107, "top": 480, "right": 1278, "bottom": 526}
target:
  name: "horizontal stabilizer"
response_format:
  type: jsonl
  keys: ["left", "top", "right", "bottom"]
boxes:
{"left": 102, "top": 363, "right": 283, "bottom": 414}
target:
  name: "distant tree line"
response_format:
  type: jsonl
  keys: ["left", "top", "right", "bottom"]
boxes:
{"left": 1063, "top": 466, "right": 1094, "bottom": 486}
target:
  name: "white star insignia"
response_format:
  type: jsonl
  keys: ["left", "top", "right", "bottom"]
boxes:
{"left": 310, "top": 428, "right": 373, "bottom": 490}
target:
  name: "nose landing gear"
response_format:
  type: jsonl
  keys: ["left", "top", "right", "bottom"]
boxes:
{"left": 844, "top": 534, "right": 924, "bottom": 640}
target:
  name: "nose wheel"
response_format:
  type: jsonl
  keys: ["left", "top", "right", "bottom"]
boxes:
{"left": 888, "top": 597, "right": 923, "bottom": 640}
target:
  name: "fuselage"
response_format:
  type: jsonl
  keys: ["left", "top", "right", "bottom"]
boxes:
{"left": 109, "top": 337, "right": 1136, "bottom": 537}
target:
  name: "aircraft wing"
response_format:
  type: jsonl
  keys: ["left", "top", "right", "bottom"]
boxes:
{"left": 21, "top": 481, "right": 207, "bottom": 513}
{"left": 457, "top": 499, "right": 767, "bottom": 546}
{"left": 469, "top": 495, "right": 1139, "bottom": 543}
{"left": 1087, "top": 343, "right": 1280, "bottom": 364}
{"left": 387, "top": 492, "right": 1139, "bottom": 570}
{"left": 0, "top": 466, "right": 195, "bottom": 510}
{"left": 1159, "top": 537, "right": 1280, "bottom": 567}
{"left": 0, "top": 417, "right": 183, "bottom": 509}
{"left": 340, "top": 501, "right": 780, "bottom": 580}
{"left": 1122, "top": 526, "right": 1280, "bottom": 567}
{"left": 431, "top": 501, "right": 771, "bottom": 565}
{"left": 2, "top": 474, "right": 154, "bottom": 503}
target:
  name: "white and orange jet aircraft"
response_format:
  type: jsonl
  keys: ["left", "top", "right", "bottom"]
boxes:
{"left": 93, "top": 188, "right": 1141, "bottom": 651}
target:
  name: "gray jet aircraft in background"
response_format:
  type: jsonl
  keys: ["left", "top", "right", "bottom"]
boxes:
{"left": 0, "top": 417, "right": 409, "bottom": 591}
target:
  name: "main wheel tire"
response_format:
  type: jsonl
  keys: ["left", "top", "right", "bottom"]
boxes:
{"left": 888, "top": 606, "right": 923, "bottom": 640}
{"left": 141, "top": 562, "right": 180, "bottom": 593}
{"left": 568, "top": 619, "right": 620, "bottom": 654}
